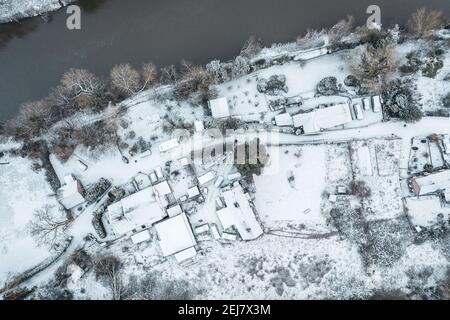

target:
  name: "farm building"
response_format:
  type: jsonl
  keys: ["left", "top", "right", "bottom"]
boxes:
{"left": 292, "top": 103, "right": 352, "bottom": 134}
{"left": 274, "top": 113, "right": 293, "bottom": 127}
{"left": 208, "top": 97, "right": 230, "bottom": 119}
{"left": 57, "top": 175, "right": 85, "bottom": 210}
{"left": 409, "top": 170, "right": 450, "bottom": 196}
{"left": 154, "top": 213, "right": 197, "bottom": 262}
{"left": 217, "top": 185, "right": 263, "bottom": 241}
{"left": 106, "top": 188, "right": 167, "bottom": 236}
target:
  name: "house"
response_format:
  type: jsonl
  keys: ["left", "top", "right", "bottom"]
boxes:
{"left": 130, "top": 230, "right": 151, "bottom": 244}
{"left": 152, "top": 180, "right": 172, "bottom": 196}
{"left": 292, "top": 103, "right": 352, "bottom": 134}
{"left": 57, "top": 175, "right": 85, "bottom": 210}
{"left": 154, "top": 213, "right": 197, "bottom": 263}
{"left": 274, "top": 113, "right": 293, "bottom": 127}
{"left": 208, "top": 97, "right": 230, "bottom": 118}
{"left": 198, "top": 171, "right": 215, "bottom": 185}
{"left": 106, "top": 188, "right": 167, "bottom": 236}
{"left": 409, "top": 170, "right": 450, "bottom": 196}
{"left": 216, "top": 185, "right": 263, "bottom": 241}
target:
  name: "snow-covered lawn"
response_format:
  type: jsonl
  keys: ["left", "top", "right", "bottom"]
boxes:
{"left": 0, "top": 154, "right": 61, "bottom": 287}
{"left": 254, "top": 145, "right": 327, "bottom": 229}
{"left": 405, "top": 195, "right": 450, "bottom": 227}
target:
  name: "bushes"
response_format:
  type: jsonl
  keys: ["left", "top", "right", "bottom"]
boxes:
{"left": 443, "top": 93, "right": 450, "bottom": 109}
{"left": 235, "top": 139, "right": 269, "bottom": 180}
{"left": 407, "top": 8, "right": 446, "bottom": 37}
{"left": 383, "top": 78, "right": 422, "bottom": 122}
{"left": 73, "top": 119, "right": 118, "bottom": 151}
{"left": 350, "top": 180, "right": 372, "bottom": 199}
{"left": 174, "top": 62, "right": 215, "bottom": 100}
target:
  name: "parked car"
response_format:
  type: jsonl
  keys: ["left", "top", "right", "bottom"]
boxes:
{"left": 372, "top": 95, "right": 382, "bottom": 113}
{"left": 155, "top": 166, "right": 164, "bottom": 180}
{"left": 353, "top": 103, "right": 364, "bottom": 120}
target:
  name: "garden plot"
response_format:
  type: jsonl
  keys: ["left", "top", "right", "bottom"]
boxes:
{"left": 350, "top": 139, "right": 403, "bottom": 221}
{"left": 405, "top": 195, "right": 450, "bottom": 227}
{"left": 0, "top": 155, "right": 61, "bottom": 287}
{"left": 408, "top": 136, "right": 444, "bottom": 174}
{"left": 253, "top": 145, "right": 327, "bottom": 229}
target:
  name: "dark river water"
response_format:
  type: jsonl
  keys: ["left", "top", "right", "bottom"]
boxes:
{"left": 0, "top": 0, "right": 449, "bottom": 121}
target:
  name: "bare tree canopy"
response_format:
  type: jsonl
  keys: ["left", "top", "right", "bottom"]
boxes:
{"left": 110, "top": 64, "right": 141, "bottom": 97}
{"left": 140, "top": 62, "right": 158, "bottom": 90}
{"left": 94, "top": 255, "right": 123, "bottom": 300}
{"left": 28, "top": 205, "right": 71, "bottom": 248}
{"left": 240, "top": 35, "right": 263, "bottom": 57}
{"left": 61, "top": 68, "right": 105, "bottom": 99}
{"left": 407, "top": 7, "right": 446, "bottom": 37}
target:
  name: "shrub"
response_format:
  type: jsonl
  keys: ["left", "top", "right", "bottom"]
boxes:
{"left": 350, "top": 180, "right": 372, "bottom": 199}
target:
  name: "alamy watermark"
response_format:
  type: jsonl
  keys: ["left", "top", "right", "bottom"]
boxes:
{"left": 66, "top": 5, "right": 81, "bottom": 30}
{"left": 366, "top": 5, "right": 381, "bottom": 29}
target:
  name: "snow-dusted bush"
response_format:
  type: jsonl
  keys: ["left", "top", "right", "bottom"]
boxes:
{"left": 383, "top": 78, "right": 422, "bottom": 122}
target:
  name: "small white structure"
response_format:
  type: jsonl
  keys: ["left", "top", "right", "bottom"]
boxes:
{"left": 198, "top": 171, "right": 215, "bottom": 185}
{"left": 274, "top": 113, "right": 294, "bottom": 127}
{"left": 167, "top": 204, "right": 183, "bottom": 217}
{"left": 194, "top": 120, "right": 205, "bottom": 133}
{"left": 57, "top": 175, "right": 85, "bottom": 210}
{"left": 194, "top": 224, "right": 210, "bottom": 234}
{"left": 158, "top": 138, "right": 179, "bottom": 152}
{"left": 227, "top": 172, "right": 242, "bottom": 181}
{"left": 152, "top": 180, "right": 172, "bottom": 196}
{"left": 187, "top": 186, "right": 201, "bottom": 199}
{"left": 292, "top": 104, "right": 353, "bottom": 134}
{"left": 222, "top": 232, "right": 238, "bottom": 241}
{"left": 208, "top": 97, "right": 230, "bottom": 119}
{"left": 179, "top": 157, "right": 190, "bottom": 166}
{"left": 131, "top": 230, "right": 151, "bottom": 244}
{"left": 154, "top": 213, "right": 197, "bottom": 261}
{"left": 107, "top": 188, "right": 167, "bottom": 236}
{"left": 372, "top": 95, "right": 382, "bottom": 113}
{"left": 66, "top": 263, "right": 84, "bottom": 291}
{"left": 217, "top": 185, "right": 263, "bottom": 241}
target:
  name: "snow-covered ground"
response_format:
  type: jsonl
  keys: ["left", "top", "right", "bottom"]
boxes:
{"left": 0, "top": 0, "right": 75, "bottom": 23}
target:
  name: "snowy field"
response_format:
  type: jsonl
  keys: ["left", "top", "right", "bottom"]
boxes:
{"left": 0, "top": 154, "right": 61, "bottom": 287}
{"left": 254, "top": 145, "right": 328, "bottom": 229}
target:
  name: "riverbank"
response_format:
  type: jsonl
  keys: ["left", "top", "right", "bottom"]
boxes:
{"left": 0, "top": 0, "right": 76, "bottom": 24}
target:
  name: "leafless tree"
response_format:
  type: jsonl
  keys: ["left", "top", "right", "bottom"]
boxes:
{"left": 61, "top": 68, "right": 105, "bottom": 99}
{"left": 407, "top": 7, "right": 446, "bottom": 37}
{"left": 175, "top": 63, "right": 214, "bottom": 99}
{"left": 240, "top": 35, "right": 263, "bottom": 58}
{"left": 160, "top": 64, "right": 178, "bottom": 84}
{"left": 28, "top": 205, "right": 71, "bottom": 248}
{"left": 296, "top": 28, "right": 327, "bottom": 49}
{"left": 140, "top": 62, "right": 158, "bottom": 89}
{"left": 94, "top": 255, "right": 123, "bottom": 300}
{"left": 328, "top": 15, "right": 355, "bottom": 45}
{"left": 110, "top": 64, "right": 141, "bottom": 97}
{"left": 349, "top": 44, "right": 397, "bottom": 92}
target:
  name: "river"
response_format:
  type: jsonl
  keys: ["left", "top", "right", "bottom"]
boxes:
{"left": 0, "top": 0, "right": 448, "bottom": 121}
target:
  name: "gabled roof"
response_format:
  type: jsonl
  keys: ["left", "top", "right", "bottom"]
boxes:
{"left": 292, "top": 103, "right": 352, "bottom": 134}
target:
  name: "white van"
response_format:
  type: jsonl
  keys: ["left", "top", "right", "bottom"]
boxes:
{"left": 155, "top": 166, "right": 164, "bottom": 180}
{"left": 353, "top": 103, "right": 364, "bottom": 120}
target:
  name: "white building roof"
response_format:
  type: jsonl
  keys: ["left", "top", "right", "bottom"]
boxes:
{"left": 219, "top": 185, "right": 263, "bottom": 240}
{"left": 57, "top": 176, "right": 85, "bottom": 210}
{"left": 194, "top": 120, "right": 204, "bottom": 133}
{"left": 107, "top": 188, "right": 167, "bottom": 236}
{"left": 209, "top": 97, "right": 230, "bottom": 118}
{"left": 275, "top": 113, "right": 293, "bottom": 127}
{"left": 413, "top": 170, "right": 450, "bottom": 195}
{"left": 174, "top": 247, "right": 197, "bottom": 263}
{"left": 167, "top": 204, "right": 183, "bottom": 217}
{"left": 154, "top": 213, "right": 197, "bottom": 257}
{"left": 152, "top": 180, "right": 172, "bottom": 196}
{"left": 198, "top": 171, "right": 215, "bottom": 185}
{"left": 187, "top": 186, "right": 201, "bottom": 198}
{"left": 131, "top": 230, "right": 151, "bottom": 244}
{"left": 292, "top": 103, "right": 352, "bottom": 134}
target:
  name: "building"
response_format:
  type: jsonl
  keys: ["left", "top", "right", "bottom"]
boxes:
{"left": 292, "top": 103, "right": 352, "bottom": 134}
{"left": 130, "top": 230, "right": 151, "bottom": 244}
{"left": 216, "top": 185, "right": 263, "bottom": 241}
{"left": 106, "top": 188, "right": 167, "bottom": 236}
{"left": 158, "top": 138, "right": 179, "bottom": 152}
{"left": 409, "top": 170, "right": 450, "bottom": 196}
{"left": 57, "top": 175, "right": 85, "bottom": 210}
{"left": 274, "top": 113, "right": 293, "bottom": 127}
{"left": 208, "top": 97, "right": 230, "bottom": 118}
{"left": 154, "top": 213, "right": 197, "bottom": 263}
{"left": 198, "top": 171, "right": 215, "bottom": 185}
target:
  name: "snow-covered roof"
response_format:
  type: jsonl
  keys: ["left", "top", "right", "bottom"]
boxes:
{"left": 107, "top": 188, "right": 167, "bottom": 235}
{"left": 411, "top": 170, "right": 450, "bottom": 196}
{"left": 292, "top": 103, "right": 352, "bottom": 134}
{"left": 218, "top": 185, "right": 263, "bottom": 240}
{"left": 187, "top": 186, "right": 200, "bottom": 198}
{"left": 198, "top": 171, "right": 215, "bottom": 185}
{"left": 154, "top": 213, "right": 197, "bottom": 257}
{"left": 167, "top": 204, "right": 183, "bottom": 217}
{"left": 57, "top": 175, "right": 85, "bottom": 210}
{"left": 131, "top": 230, "right": 151, "bottom": 244}
{"left": 152, "top": 180, "right": 172, "bottom": 196}
{"left": 275, "top": 113, "right": 293, "bottom": 127}
{"left": 208, "top": 97, "right": 230, "bottom": 118}
{"left": 174, "top": 247, "right": 197, "bottom": 263}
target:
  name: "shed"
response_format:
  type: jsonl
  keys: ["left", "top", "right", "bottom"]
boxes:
{"left": 208, "top": 97, "right": 230, "bottom": 118}
{"left": 57, "top": 175, "right": 85, "bottom": 210}
{"left": 274, "top": 113, "right": 293, "bottom": 127}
